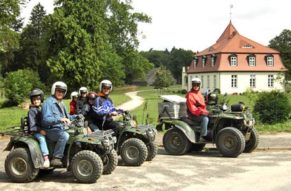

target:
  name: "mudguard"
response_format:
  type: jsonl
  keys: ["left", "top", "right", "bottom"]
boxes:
{"left": 5, "top": 136, "right": 43, "bottom": 168}
{"left": 162, "top": 119, "right": 196, "bottom": 143}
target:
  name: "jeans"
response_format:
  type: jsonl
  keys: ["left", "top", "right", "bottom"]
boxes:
{"left": 34, "top": 133, "right": 49, "bottom": 156}
{"left": 189, "top": 115, "right": 209, "bottom": 137}
{"left": 45, "top": 128, "right": 69, "bottom": 159}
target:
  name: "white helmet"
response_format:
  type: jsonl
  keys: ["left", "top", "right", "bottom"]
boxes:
{"left": 99, "top": 79, "right": 112, "bottom": 91}
{"left": 51, "top": 81, "right": 67, "bottom": 96}
{"left": 191, "top": 78, "right": 201, "bottom": 84}
{"left": 79, "top": 87, "right": 88, "bottom": 95}
{"left": 70, "top": 91, "right": 78, "bottom": 99}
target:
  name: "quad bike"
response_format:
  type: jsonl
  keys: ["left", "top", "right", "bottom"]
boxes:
{"left": 108, "top": 110, "right": 157, "bottom": 166}
{"left": 157, "top": 94, "right": 259, "bottom": 157}
{"left": 3, "top": 116, "right": 117, "bottom": 183}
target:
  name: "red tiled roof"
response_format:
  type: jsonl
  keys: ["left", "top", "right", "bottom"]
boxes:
{"left": 187, "top": 21, "right": 287, "bottom": 73}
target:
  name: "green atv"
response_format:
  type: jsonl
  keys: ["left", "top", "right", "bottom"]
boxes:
{"left": 113, "top": 110, "right": 158, "bottom": 166}
{"left": 157, "top": 94, "right": 259, "bottom": 157}
{"left": 4, "top": 116, "right": 118, "bottom": 183}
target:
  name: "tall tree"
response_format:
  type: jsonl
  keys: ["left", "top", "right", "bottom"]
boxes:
{"left": 0, "top": 0, "right": 25, "bottom": 75}
{"left": 269, "top": 29, "right": 291, "bottom": 80}
{"left": 15, "top": 3, "right": 49, "bottom": 81}
{"left": 106, "top": 0, "right": 152, "bottom": 83}
{"left": 169, "top": 48, "right": 193, "bottom": 83}
{"left": 45, "top": 0, "right": 151, "bottom": 88}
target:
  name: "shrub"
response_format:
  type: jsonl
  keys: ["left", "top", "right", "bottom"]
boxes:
{"left": 254, "top": 91, "right": 291, "bottom": 124}
{"left": 4, "top": 69, "right": 45, "bottom": 106}
{"left": 152, "top": 66, "right": 175, "bottom": 89}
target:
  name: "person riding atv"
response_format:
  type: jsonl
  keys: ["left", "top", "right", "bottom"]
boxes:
{"left": 4, "top": 115, "right": 117, "bottom": 183}
{"left": 157, "top": 91, "right": 258, "bottom": 157}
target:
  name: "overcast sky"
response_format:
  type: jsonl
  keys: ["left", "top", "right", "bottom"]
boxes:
{"left": 21, "top": 0, "right": 291, "bottom": 52}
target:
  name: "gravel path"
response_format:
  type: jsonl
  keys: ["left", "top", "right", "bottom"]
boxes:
{"left": 116, "top": 91, "right": 144, "bottom": 111}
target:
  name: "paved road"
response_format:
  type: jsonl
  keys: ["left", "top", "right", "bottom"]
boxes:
{"left": 1, "top": 138, "right": 291, "bottom": 191}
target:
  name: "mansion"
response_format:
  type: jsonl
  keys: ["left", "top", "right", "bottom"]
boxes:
{"left": 182, "top": 21, "right": 288, "bottom": 94}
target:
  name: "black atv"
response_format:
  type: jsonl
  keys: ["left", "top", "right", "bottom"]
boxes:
{"left": 4, "top": 116, "right": 117, "bottom": 183}
{"left": 157, "top": 94, "right": 259, "bottom": 157}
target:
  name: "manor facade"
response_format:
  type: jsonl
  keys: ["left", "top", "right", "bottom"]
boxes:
{"left": 182, "top": 21, "right": 288, "bottom": 94}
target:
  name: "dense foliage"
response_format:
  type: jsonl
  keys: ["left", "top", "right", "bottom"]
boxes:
{"left": 141, "top": 48, "right": 193, "bottom": 83}
{"left": 254, "top": 91, "right": 291, "bottom": 124}
{"left": 4, "top": 69, "right": 44, "bottom": 105}
{"left": 152, "top": 66, "right": 175, "bottom": 89}
{"left": 269, "top": 29, "right": 291, "bottom": 80}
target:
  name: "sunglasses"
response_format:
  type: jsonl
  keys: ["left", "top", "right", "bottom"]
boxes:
{"left": 56, "top": 89, "right": 66, "bottom": 93}
{"left": 192, "top": 83, "right": 200, "bottom": 87}
{"left": 102, "top": 87, "right": 111, "bottom": 90}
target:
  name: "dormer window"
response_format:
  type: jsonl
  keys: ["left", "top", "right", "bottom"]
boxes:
{"left": 193, "top": 56, "right": 198, "bottom": 67}
{"left": 265, "top": 55, "right": 274, "bottom": 66}
{"left": 229, "top": 54, "right": 237, "bottom": 66}
{"left": 242, "top": 44, "right": 253, "bottom": 48}
{"left": 211, "top": 54, "right": 216, "bottom": 67}
{"left": 247, "top": 54, "right": 256, "bottom": 66}
{"left": 202, "top": 56, "right": 207, "bottom": 67}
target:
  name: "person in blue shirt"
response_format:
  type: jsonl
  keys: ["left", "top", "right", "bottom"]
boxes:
{"left": 28, "top": 88, "right": 50, "bottom": 168}
{"left": 92, "top": 80, "right": 121, "bottom": 131}
{"left": 41, "top": 81, "right": 76, "bottom": 167}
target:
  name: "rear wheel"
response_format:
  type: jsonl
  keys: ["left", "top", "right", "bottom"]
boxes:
{"left": 120, "top": 138, "right": 148, "bottom": 166}
{"left": 5, "top": 148, "right": 39, "bottom": 182}
{"left": 146, "top": 142, "right": 158, "bottom": 161}
{"left": 163, "top": 128, "right": 191, "bottom": 155}
{"left": 244, "top": 128, "right": 259, "bottom": 153}
{"left": 102, "top": 149, "right": 118, "bottom": 175}
{"left": 71, "top": 150, "right": 103, "bottom": 183}
{"left": 216, "top": 127, "right": 245, "bottom": 157}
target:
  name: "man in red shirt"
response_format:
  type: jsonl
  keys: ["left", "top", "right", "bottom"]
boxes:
{"left": 186, "top": 78, "right": 209, "bottom": 142}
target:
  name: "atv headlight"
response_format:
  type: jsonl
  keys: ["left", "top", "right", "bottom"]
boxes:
{"left": 244, "top": 119, "right": 255, "bottom": 127}
{"left": 146, "top": 129, "right": 155, "bottom": 141}
{"left": 102, "top": 138, "right": 110, "bottom": 147}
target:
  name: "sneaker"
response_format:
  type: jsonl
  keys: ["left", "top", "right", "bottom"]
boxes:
{"left": 43, "top": 159, "right": 50, "bottom": 168}
{"left": 51, "top": 158, "right": 63, "bottom": 167}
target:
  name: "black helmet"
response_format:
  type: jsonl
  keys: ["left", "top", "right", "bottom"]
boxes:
{"left": 30, "top": 88, "right": 44, "bottom": 103}
{"left": 207, "top": 93, "right": 218, "bottom": 105}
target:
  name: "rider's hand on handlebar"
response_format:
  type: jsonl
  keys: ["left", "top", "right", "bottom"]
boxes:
{"left": 110, "top": 111, "right": 118, "bottom": 116}
{"left": 60, "top": 117, "right": 71, "bottom": 125}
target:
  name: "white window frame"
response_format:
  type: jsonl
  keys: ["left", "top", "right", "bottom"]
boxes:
{"left": 268, "top": 75, "right": 274, "bottom": 87}
{"left": 250, "top": 74, "right": 256, "bottom": 88}
{"left": 213, "top": 75, "right": 217, "bottom": 89}
{"left": 267, "top": 56, "right": 274, "bottom": 66}
{"left": 207, "top": 75, "right": 210, "bottom": 89}
{"left": 202, "top": 57, "right": 206, "bottom": 67}
{"left": 231, "top": 75, "right": 237, "bottom": 88}
{"left": 249, "top": 56, "right": 256, "bottom": 66}
{"left": 230, "top": 56, "right": 237, "bottom": 66}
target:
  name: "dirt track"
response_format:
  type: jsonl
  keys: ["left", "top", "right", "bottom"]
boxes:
{"left": 1, "top": 137, "right": 291, "bottom": 191}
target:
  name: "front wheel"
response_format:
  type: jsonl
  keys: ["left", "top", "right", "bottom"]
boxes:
{"left": 120, "top": 138, "right": 148, "bottom": 166}
{"left": 216, "top": 127, "right": 245, "bottom": 157}
{"left": 102, "top": 149, "right": 118, "bottom": 175}
{"left": 244, "top": 128, "right": 259, "bottom": 153}
{"left": 71, "top": 150, "right": 103, "bottom": 183}
{"left": 163, "top": 128, "right": 191, "bottom": 155}
{"left": 146, "top": 142, "right": 158, "bottom": 161}
{"left": 5, "top": 148, "right": 39, "bottom": 182}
